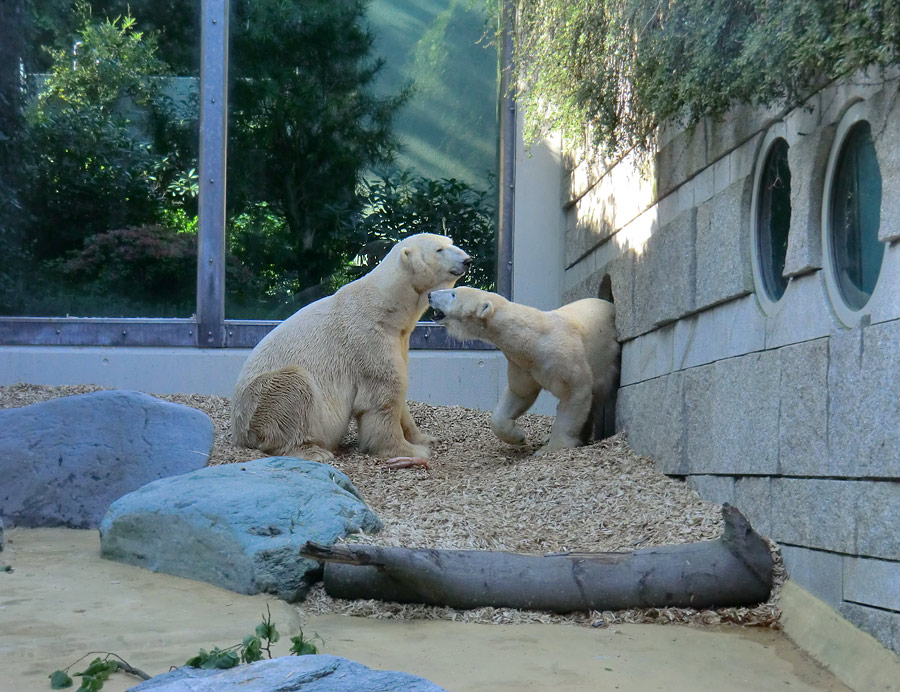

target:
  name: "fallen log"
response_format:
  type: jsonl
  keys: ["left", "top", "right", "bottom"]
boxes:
{"left": 300, "top": 504, "right": 773, "bottom": 613}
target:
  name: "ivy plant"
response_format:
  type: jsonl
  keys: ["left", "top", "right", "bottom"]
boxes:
{"left": 508, "top": 0, "right": 900, "bottom": 158}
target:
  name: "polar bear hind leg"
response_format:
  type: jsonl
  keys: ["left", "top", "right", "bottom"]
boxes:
{"left": 245, "top": 366, "right": 334, "bottom": 461}
{"left": 537, "top": 381, "right": 593, "bottom": 456}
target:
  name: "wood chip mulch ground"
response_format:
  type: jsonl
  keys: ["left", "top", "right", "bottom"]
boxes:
{"left": 1, "top": 382, "right": 783, "bottom": 630}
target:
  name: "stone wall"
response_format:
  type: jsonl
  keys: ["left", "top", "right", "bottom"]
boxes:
{"left": 562, "top": 70, "right": 900, "bottom": 654}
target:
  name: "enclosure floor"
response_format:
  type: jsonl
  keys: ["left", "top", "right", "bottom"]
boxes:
{"left": 0, "top": 529, "right": 849, "bottom": 692}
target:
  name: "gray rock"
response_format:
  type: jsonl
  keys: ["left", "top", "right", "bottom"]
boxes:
{"left": 100, "top": 457, "right": 382, "bottom": 601}
{"left": 0, "top": 391, "right": 214, "bottom": 529}
{"left": 128, "top": 655, "right": 446, "bottom": 691}
{"left": 0, "top": 516, "right": 4, "bottom": 551}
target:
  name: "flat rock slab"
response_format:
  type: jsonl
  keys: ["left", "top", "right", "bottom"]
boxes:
{"left": 128, "top": 655, "right": 446, "bottom": 691}
{"left": 0, "top": 391, "right": 214, "bottom": 529}
{"left": 100, "top": 457, "right": 382, "bottom": 601}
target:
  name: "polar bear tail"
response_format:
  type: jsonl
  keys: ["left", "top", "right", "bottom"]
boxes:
{"left": 231, "top": 365, "right": 320, "bottom": 456}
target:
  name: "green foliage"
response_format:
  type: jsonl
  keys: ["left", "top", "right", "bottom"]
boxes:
{"left": 17, "top": 6, "right": 190, "bottom": 260}
{"left": 226, "top": 0, "right": 412, "bottom": 294}
{"left": 185, "top": 607, "right": 319, "bottom": 671}
{"left": 73, "top": 658, "right": 119, "bottom": 692}
{"left": 49, "top": 655, "right": 130, "bottom": 692}
{"left": 511, "top": 0, "right": 900, "bottom": 158}
{"left": 289, "top": 631, "right": 320, "bottom": 656}
{"left": 184, "top": 647, "right": 242, "bottom": 670}
{"left": 49, "top": 612, "right": 321, "bottom": 691}
{"left": 48, "top": 670, "right": 73, "bottom": 689}
{"left": 356, "top": 169, "right": 497, "bottom": 290}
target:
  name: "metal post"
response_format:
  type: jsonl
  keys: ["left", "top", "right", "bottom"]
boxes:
{"left": 196, "top": 0, "right": 228, "bottom": 347}
{"left": 496, "top": 0, "right": 516, "bottom": 299}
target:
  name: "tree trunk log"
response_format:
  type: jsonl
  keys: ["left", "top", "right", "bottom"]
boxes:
{"left": 300, "top": 505, "right": 773, "bottom": 613}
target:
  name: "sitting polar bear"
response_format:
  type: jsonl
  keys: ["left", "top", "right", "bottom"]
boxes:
{"left": 428, "top": 287, "right": 619, "bottom": 455}
{"left": 231, "top": 233, "right": 472, "bottom": 461}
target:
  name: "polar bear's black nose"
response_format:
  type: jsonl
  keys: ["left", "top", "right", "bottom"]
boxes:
{"left": 462, "top": 257, "right": 473, "bottom": 266}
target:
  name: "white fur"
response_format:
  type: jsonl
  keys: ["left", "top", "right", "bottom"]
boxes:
{"left": 429, "top": 286, "right": 619, "bottom": 455}
{"left": 232, "top": 233, "right": 471, "bottom": 461}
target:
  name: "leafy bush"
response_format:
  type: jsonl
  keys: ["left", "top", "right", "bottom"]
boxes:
{"left": 356, "top": 169, "right": 497, "bottom": 290}
{"left": 18, "top": 7, "right": 188, "bottom": 260}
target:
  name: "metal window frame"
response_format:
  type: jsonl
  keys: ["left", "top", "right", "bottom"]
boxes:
{"left": 0, "top": 0, "right": 513, "bottom": 349}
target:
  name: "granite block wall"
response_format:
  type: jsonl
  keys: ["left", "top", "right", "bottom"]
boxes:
{"left": 562, "top": 71, "right": 900, "bottom": 654}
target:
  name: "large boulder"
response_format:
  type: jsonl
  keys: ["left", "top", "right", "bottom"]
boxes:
{"left": 100, "top": 457, "right": 382, "bottom": 601}
{"left": 0, "top": 391, "right": 214, "bottom": 528}
{"left": 128, "top": 655, "right": 446, "bottom": 691}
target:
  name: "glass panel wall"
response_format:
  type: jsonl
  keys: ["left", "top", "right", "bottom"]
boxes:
{"left": 224, "top": 0, "right": 500, "bottom": 320}
{"left": 0, "top": 0, "right": 200, "bottom": 318}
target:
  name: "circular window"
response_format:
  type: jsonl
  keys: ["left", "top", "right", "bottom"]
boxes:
{"left": 750, "top": 125, "right": 792, "bottom": 313}
{"left": 826, "top": 120, "right": 884, "bottom": 312}
{"left": 756, "top": 138, "right": 791, "bottom": 302}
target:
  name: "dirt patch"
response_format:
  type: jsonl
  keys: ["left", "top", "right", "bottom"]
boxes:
{"left": 0, "top": 382, "right": 783, "bottom": 629}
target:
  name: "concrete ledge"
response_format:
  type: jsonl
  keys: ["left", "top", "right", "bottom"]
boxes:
{"left": 0, "top": 346, "right": 564, "bottom": 414}
{"left": 780, "top": 580, "right": 900, "bottom": 692}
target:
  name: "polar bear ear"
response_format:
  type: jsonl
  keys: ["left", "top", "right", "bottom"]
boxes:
{"left": 476, "top": 301, "right": 493, "bottom": 319}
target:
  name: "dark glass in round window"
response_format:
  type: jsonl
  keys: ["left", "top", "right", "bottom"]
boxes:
{"left": 829, "top": 121, "right": 884, "bottom": 311}
{"left": 757, "top": 138, "right": 791, "bottom": 301}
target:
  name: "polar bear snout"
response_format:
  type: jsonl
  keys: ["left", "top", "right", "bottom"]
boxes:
{"left": 428, "top": 289, "right": 455, "bottom": 320}
{"left": 450, "top": 254, "right": 473, "bottom": 277}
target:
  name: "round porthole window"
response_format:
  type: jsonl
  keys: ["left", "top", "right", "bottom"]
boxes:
{"left": 826, "top": 119, "right": 884, "bottom": 313}
{"left": 756, "top": 138, "right": 791, "bottom": 302}
{"left": 750, "top": 125, "right": 792, "bottom": 313}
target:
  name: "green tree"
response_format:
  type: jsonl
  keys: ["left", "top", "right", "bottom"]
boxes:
{"left": 18, "top": 6, "right": 189, "bottom": 260}
{"left": 226, "top": 0, "right": 411, "bottom": 294}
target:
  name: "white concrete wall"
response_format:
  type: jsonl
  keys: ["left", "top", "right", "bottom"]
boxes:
{"left": 0, "top": 346, "right": 513, "bottom": 411}
{"left": 511, "top": 110, "right": 565, "bottom": 312}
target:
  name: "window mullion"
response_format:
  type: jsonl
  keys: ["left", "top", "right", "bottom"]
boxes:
{"left": 196, "top": 0, "right": 229, "bottom": 348}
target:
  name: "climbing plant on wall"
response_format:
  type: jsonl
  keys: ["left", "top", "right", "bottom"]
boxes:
{"left": 510, "top": 0, "right": 900, "bottom": 158}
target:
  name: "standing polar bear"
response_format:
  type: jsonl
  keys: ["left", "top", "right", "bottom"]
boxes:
{"left": 232, "top": 233, "right": 472, "bottom": 461}
{"left": 428, "top": 287, "right": 619, "bottom": 455}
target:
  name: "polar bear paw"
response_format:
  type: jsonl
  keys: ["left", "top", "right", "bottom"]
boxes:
{"left": 407, "top": 430, "right": 439, "bottom": 446}
{"left": 491, "top": 419, "right": 528, "bottom": 446}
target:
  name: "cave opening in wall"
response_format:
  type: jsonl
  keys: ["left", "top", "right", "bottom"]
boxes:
{"left": 828, "top": 120, "right": 884, "bottom": 312}
{"left": 594, "top": 273, "right": 619, "bottom": 441}
{"left": 756, "top": 138, "right": 791, "bottom": 302}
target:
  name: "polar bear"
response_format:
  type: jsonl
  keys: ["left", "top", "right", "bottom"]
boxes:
{"left": 428, "top": 287, "right": 619, "bottom": 455}
{"left": 231, "top": 233, "right": 472, "bottom": 461}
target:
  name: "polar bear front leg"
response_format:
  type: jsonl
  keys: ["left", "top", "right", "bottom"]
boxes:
{"left": 358, "top": 405, "right": 432, "bottom": 459}
{"left": 537, "top": 382, "right": 593, "bottom": 455}
{"left": 491, "top": 363, "right": 541, "bottom": 446}
{"left": 401, "top": 402, "right": 438, "bottom": 446}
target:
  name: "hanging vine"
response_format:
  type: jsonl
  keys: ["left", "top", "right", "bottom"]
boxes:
{"left": 508, "top": 0, "right": 900, "bottom": 158}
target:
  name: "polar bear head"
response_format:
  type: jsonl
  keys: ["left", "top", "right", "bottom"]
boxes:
{"left": 393, "top": 233, "right": 473, "bottom": 294}
{"left": 427, "top": 286, "right": 499, "bottom": 342}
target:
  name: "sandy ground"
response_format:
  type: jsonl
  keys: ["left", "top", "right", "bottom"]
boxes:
{"left": 0, "top": 528, "right": 849, "bottom": 692}
{"left": 1, "top": 382, "right": 782, "bottom": 631}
